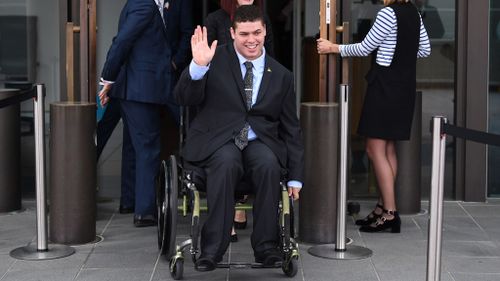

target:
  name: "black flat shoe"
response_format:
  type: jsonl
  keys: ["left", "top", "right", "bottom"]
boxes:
{"left": 359, "top": 209, "right": 401, "bottom": 233}
{"left": 355, "top": 203, "right": 383, "bottom": 226}
{"left": 195, "top": 256, "right": 217, "bottom": 272}
{"left": 119, "top": 205, "right": 134, "bottom": 214}
{"left": 133, "top": 214, "right": 157, "bottom": 227}
{"left": 230, "top": 233, "right": 238, "bottom": 242}
{"left": 233, "top": 220, "right": 247, "bottom": 230}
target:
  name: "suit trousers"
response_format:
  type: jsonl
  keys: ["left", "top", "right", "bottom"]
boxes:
{"left": 120, "top": 121, "right": 135, "bottom": 209}
{"left": 119, "top": 99, "right": 161, "bottom": 216}
{"left": 96, "top": 98, "right": 121, "bottom": 159}
{"left": 200, "top": 140, "right": 281, "bottom": 259}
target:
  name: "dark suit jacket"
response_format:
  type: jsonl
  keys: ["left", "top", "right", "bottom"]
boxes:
{"left": 101, "top": 0, "right": 192, "bottom": 104}
{"left": 205, "top": 9, "right": 275, "bottom": 57}
{"left": 174, "top": 44, "right": 304, "bottom": 181}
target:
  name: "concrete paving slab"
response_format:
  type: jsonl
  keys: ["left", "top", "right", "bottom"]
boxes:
{"left": 75, "top": 268, "right": 153, "bottom": 281}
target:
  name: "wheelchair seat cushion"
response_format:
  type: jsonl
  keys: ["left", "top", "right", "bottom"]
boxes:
{"left": 182, "top": 161, "right": 287, "bottom": 196}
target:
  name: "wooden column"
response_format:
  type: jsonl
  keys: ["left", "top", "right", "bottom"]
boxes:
{"left": 79, "top": 0, "right": 97, "bottom": 103}
{"left": 79, "top": 0, "right": 89, "bottom": 102}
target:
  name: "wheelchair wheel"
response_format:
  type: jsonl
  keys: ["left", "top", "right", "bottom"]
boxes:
{"left": 157, "top": 155, "right": 179, "bottom": 257}
{"left": 282, "top": 256, "right": 298, "bottom": 277}
{"left": 170, "top": 257, "right": 184, "bottom": 280}
{"left": 156, "top": 160, "right": 167, "bottom": 253}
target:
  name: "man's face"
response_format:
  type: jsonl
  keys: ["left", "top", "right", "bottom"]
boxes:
{"left": 230, "top": 20, "right": 266, "bottom": 60}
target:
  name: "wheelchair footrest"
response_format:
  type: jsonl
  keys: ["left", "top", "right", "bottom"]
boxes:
{"left": 215, "top": 262, "right": 282, "bottom": 269}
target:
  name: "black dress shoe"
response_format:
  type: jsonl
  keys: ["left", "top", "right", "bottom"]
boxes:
{"left": 133, "top": 214, "right": 157, "bottom": 227}
{"left": 359, "top": 210, "right": 401, "bottom": 233}
{"left": 355, "top": 203, "right": 383, "bottom": 226}
{"left": 230, "top": 233, "right": 238, "bottom": 242}
{"left": 255, "top": 248, "right": 283, "bottom": 266}
{"left": 119, "top": 205, "right": 134, "bottom": 214}
{"left": 195, "top": 256, "right": 217, "bottom": 272}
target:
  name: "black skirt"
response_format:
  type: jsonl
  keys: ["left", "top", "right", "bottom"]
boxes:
{"left": 357, "top": 74, "right": 416, "bottom": 141}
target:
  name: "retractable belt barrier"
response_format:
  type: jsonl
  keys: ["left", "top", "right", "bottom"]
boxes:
{"left": 426, "top": 116, "right": 500, "bottom": 281}
{"left": 8, "top": 84, "right": 75, "bottom": 261}
{"left": 0, "top": 87, "right": 37, "bottom": 109}
{"left": 442, "top": 122, "right": 500, "bottom": 147}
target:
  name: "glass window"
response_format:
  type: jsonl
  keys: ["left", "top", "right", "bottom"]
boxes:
{"left": 416, "top": 0, "right": 455, "bottom": 200}
{"left": 488, "top": 1, "right": 500, "bottom": 198}
{"left": 0, "top": 0, "right": 60, "bottom": 104}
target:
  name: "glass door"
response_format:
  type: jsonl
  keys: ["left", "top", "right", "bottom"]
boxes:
{"left": 347, "top": 0, "right": 457, "bottom": 200}
{"left": 488, "top": 0, "right": 500, "bottom": 198}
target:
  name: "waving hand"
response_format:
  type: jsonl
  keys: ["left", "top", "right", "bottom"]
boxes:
{"left": 191, "top": 26, "right": 218, "bottom": 66}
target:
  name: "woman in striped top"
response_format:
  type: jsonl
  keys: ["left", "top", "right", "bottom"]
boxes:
{"left": 317, "top": 0, "right": 431, "bottom": 233}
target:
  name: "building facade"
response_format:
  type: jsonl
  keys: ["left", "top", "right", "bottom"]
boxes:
{"left": 0, "top": 0, "right": 498, "bottom": 201}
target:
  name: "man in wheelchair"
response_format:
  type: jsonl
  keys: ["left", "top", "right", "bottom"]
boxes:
{"left": 174, "top": 5, "right": 304, "bottom": 272}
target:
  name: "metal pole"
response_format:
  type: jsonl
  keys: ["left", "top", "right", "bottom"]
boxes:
{"left": 308, "top": 85, "right": 372, "bottom": 260}
{"left": 335, "top": 84, "right": 349, "bottom": 251}
{"left": 34, "top": 84, "right": 48, "bottom": 251}
{"left": 426, "top": 116, "right": 447, "bottom": 281}
{"left": 10, "top": 84, "right": 75, "bottom": 261}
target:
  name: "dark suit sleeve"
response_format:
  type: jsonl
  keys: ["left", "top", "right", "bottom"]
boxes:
{"left": 101, "top": 0, "right": 155, "bottom": 81}
{"left": 278, "top": 74, "right": 304, "bottom": 181}
{"left": 172, "top": 0, "right": 193, "bottom": 71}
{"left": 174, "top": 67, "right": 207, "bottom": 106}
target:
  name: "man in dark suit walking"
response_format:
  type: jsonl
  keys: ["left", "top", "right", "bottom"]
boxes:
{"left": 174, "top": 5, "right": 304, "bottom": 271}
{"left": 99, "top": 0, "right": 192, "bottom": 227}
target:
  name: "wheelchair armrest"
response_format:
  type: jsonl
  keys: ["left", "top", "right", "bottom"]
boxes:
{"left": 183, "top": 162, "right": 207, "bottom": 191}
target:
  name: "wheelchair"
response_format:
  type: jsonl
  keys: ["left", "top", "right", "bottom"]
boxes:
{"left": 156, "top": 134, "right": 300, "bottom": 280}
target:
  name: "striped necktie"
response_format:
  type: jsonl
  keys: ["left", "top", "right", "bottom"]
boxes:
{"left": 234, "top": 61, "right": 253, "bottom": 150}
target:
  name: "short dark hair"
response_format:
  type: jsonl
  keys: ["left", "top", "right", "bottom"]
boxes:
{"left": 231, "top": 5, "right": 265, "bottom": 29}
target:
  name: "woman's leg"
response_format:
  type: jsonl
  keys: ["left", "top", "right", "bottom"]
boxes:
{"left": 365, "top": 138, "right": 397, "bottom": 212}
{"left": 386, "top": 140, "right": 398, "bottom": 181}
{"left": 361, "top": 138, "right": 401, "bottom": 232}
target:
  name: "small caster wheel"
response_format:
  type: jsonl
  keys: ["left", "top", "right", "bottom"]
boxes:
{"left": 282, "top": 257, "right": 298, "bottom": 277}
{"left": 170, "top": 258, "right": 184, "bottom": 280}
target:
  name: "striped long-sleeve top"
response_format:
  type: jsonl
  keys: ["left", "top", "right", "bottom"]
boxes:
{"left": 339, "top": 6, "right": 431, "bottom": 66}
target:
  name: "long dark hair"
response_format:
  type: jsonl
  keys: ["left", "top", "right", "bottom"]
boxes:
{"left": 220, "top": 0, "right": 264, "bottom": 20}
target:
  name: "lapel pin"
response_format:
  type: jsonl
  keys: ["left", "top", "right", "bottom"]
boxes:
{"left": 267, "top": 67, "right": 272, "bottom": 72}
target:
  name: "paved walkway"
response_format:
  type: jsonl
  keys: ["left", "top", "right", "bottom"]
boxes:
{"left": 2, "top": 122, "right": 500, "bottom": 281}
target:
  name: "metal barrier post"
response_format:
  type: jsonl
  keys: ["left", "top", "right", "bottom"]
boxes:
{"left": 308, "top": 85, "right": 372, "bottom": 260}
{"left": 10, "top": 84, "right": 75, "bottom": 260}
{"left": 426, "top": 116, "right": 447, "bottom": 281}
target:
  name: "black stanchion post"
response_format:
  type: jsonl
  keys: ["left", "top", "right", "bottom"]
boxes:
{"left": 395, "top": 91, "right": 422, "bottom": 214}
{"left": 299, "top": 102, "right": 339, "bottom": 243}
{"left": 49, "top": 101, "right": 97, "bottom": 245}
{"left": 10, "top": 84, "right": 75, "bottom": 260}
